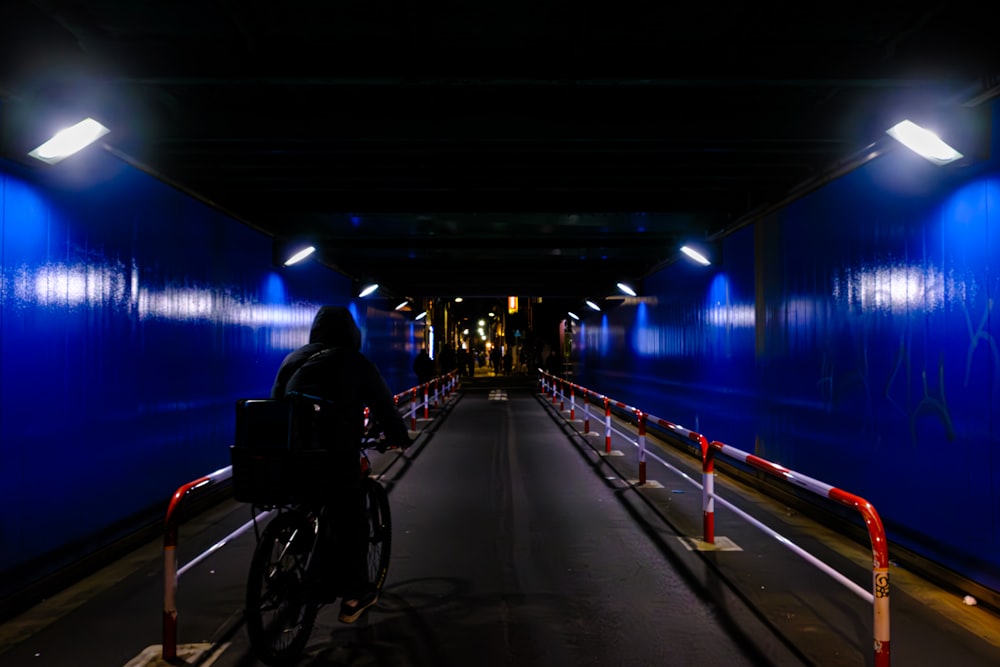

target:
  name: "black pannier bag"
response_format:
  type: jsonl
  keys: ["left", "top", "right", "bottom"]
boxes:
{"left": 229, "top": 396, "right": 337, "bottom": 506}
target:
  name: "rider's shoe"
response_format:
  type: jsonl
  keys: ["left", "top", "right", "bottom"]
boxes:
{"left": 338, "top": 588, "right": 378, "bottom": 623}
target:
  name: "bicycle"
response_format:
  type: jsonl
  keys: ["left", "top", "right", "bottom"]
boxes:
{"left": 230, "top": 395, "right": 395, "bottom": 666}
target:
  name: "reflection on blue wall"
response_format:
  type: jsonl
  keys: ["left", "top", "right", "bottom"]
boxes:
{"left": 0, "top": 154, "right": 420, "bottom": 597}
{"left": 579, "top": 103, "right": 999, "bottom": 593}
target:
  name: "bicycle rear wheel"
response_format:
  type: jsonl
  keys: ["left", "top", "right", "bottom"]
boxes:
{"left": 245, "top": 510, "right": 319, "bottom": 666}
{"left": 364, "top": 479, "right": 392, "bottom": 592}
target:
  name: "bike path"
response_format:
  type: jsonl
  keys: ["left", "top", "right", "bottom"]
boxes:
{"left": 0, "top": 378, "right": 789, "bottom": 667}
{"left": 202, "top": 379, "right": 798, "bottom": 667}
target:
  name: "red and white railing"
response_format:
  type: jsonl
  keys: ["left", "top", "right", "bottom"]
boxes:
{"left": 162, "top": 465, "right": 234, "bottom": 661}
{"left": 538, "top": 370, "right": 891, "bottom": 667}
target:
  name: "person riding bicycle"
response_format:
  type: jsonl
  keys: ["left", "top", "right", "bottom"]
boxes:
{"left": 271, "top": 305, "right": 411, "bottom": 623}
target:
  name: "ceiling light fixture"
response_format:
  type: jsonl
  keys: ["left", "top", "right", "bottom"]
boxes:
{"left": 415, "top": 311, "right": 428, "bottom": 320}
{"left": 567, "top": 311, "right": 580, "bottom": 320}
{"left": 282, "top": 245, "right": 316, "bottom": 266}
{"left": 28, "top": 118, "right": 110, "bottom": 165}
{"left": 585, "top": 300, "right": 601, "bottom": 312}
{"left": 680, "top": 245, "right": 711, "bottom": 266}
{"left": 358, "top": 283, "right": 379, "bottom": 298}
{"left": 885, "top": 119, "right": 963, "bottom": 166}
{"left": 617, "top": 282, "right": 637, "bottom": 296}
{"left": 394, "top": 300, "right": 409, "bottom": 311}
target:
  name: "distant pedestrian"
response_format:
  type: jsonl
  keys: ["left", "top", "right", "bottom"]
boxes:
{"left": 545, "top": 349, "right": 563, "bottom": 377}
{"left": 413, "top": 349, "right": 434, "bottom": 385}
{"left": 490, "top": 346, "right": 502, "bottom": 374}
{"left": 439, "top": 344, "right": 456, "bottom": 376}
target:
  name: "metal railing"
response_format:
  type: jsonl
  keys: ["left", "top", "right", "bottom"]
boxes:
{"left": 161, "top": 465, "right": 234, "bottom": 661}
{"left": 538, "top": 370, "right": 891, "bottom": 667}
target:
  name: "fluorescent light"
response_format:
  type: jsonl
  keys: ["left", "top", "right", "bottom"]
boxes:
{"left": 585, "top": 300, "right": 601, "bottom": 311}
{"left": 454, "top": 297, "right": 463, "bottom": 303}
{"left": 568, "top": 311, "right": 580, "bottom": 320}
{"left": 29, "top": 118, "right": 110, "bottom": 164}
{"left": 394, "top": 300, "right": 409, "bottom": 311}
{"left": 415, "top": 311, "right": 428, "bottom": 320}
{"left": 617, "top": 282, "right": 637, "bottom": 296}
{"left": 283, "top": 246, "right": 316, "bottom": 266}
{"left": 358, "top": 283, "right": 379, "bottom": 298}
{"left": 886, "top": 120, "right": 963, "bottom": 166}
{"left": 680, "top": 245, "right": 711, "bottom": 266}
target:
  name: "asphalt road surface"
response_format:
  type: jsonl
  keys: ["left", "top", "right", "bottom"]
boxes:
{"left": 208, "top": 383, "right": 779, "bottom": 667}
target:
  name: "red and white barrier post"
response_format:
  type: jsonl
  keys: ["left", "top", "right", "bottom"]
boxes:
{"left": 569, "top": 385, "right": 575, "bottom": 421}
{"left": 423, "top": 383, "right": 429, "bottom": 419}
{"left": 604, "top": 397, "right": 612, "bottom": 454}
{"left": 635, "top": 409, "right": 647, "bottom": 485}
{"left": 411, "top": 387, "right": 418, "bottom": 430}
{"left": 700, "top": 434, "right": 715, "bottom": 544}
{"left": 162, "top": 470, "right": 229, "bottom": 661}
{"left": 829, "top": 487, "right": 891, "bottom": 667}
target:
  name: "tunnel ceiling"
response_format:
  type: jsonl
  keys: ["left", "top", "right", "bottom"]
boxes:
{"left": 1, "top": 3, "right": 998, "bottom": 303}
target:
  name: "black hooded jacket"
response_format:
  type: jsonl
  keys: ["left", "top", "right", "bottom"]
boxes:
{"left": 271, "top": 306, "right": 410, "bottom": 460}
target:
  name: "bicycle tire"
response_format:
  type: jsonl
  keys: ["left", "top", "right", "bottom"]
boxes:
{"left": 364, "top": 478, "right": 392, "bottom": 592}
{"left": 245, "top": 509, "right": 319, "bottom": 666}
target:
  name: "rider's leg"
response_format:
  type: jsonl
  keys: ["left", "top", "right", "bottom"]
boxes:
{"left": 340, "top": 484, "right": 369, "bottom": 597}
{"left": 337, "top": 485, "right": 377, "bottom": 622}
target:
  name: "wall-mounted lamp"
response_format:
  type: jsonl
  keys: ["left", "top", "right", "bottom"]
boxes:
{"left": 358, "top": 283, "right": 379, "bottom": 298}
{"left": 282, "top": 245, "right": 316, "bottom": 266}
{"left": 585, "top": 300, "right": 601, "bottom": 312}
{"left": 28, "top": 118, "right": 109, "bottom": 165}
{"left": 885, "top": 119, "right": 963, "bottom": 166}
{"left": 680, "top": 244, "right": 712, "bottom": 266}
{"left": 616, "top": 282, "right": 637, "bottom": 296}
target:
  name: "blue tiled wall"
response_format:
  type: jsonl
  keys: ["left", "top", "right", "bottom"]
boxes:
{"left": 578, "top": 104, "right": 1000, "bottom": 593}
{"left": 0, "top": 153, "right": 421, "bottom": 596}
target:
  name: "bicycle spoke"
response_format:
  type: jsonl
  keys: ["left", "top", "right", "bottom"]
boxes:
{"left": 246, "top": 511, "right": 319, "bottom": 665}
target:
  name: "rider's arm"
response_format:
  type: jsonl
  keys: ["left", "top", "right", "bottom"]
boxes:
{"left": 359, "top": 358, "right": 412, "bottom": 448}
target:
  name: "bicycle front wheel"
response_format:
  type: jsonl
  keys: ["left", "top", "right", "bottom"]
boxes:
{"left": 245, "top": 510, "right": 319, "bottom": 666}
{"left": 364, "top": 479, "right": 392, "bottom": 592}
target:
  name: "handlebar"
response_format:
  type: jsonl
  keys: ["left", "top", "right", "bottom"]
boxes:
{"left": 362, "top": 423, "right": 410, "bottom": 453}
{"left": 285, "top": 390, "right": 411, "bottom": 453}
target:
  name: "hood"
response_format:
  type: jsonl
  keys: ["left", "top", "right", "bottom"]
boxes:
{"left": 308, "top": 305, "right": 361, "bottom": 350}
